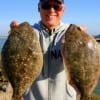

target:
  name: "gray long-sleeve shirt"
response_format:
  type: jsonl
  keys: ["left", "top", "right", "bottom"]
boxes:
{"left": 23, "top": 21, "right": 77, "bottom": 100}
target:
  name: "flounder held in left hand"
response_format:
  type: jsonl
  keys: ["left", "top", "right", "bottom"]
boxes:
{"left": 62, "top": 24, "right": 100, "bottom": 100}
{"left": 1, "top": 22, "right": 43, "bottom": 100}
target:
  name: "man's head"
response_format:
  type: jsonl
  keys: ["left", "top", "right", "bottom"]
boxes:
{"left": 38, "top": 0, "right": 65, "bottom": 30}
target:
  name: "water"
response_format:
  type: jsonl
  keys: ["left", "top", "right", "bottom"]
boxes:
{"left": 94, "top": 80, "right": 100, "bottom": 95}
{"left": 0, "top": 38, "right": 7, "bottom": 53}
{"left": 0, "top": 38, "right": 100, "bottom": 94}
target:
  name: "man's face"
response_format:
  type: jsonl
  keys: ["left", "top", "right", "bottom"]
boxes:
{"left": 38, "top": 1, "right": 65, "bottom": 29}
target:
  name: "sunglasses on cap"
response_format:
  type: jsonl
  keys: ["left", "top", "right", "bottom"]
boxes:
{"left": 41, "top": 3, "right": 63, "bottom": 11}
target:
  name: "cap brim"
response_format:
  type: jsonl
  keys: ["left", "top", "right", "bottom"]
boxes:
{"left": 40, "top": 0, "right": 63, "bottom": 4}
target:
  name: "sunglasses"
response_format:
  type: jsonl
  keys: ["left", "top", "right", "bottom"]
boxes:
{"left": 41, "top": 3, "right": 63, "bottom": 11}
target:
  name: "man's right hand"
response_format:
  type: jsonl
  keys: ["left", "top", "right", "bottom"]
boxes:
{"left": 10, "top": 20, "right": 20, "bottom": 28}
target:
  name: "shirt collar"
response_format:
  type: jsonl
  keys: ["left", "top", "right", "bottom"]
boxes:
{"left": 39, "top": 21, "right": 63, "bottom": 34}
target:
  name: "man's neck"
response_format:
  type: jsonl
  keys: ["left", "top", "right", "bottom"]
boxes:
{"left": 40, "top": 21, "right": 60, "bottom": 31}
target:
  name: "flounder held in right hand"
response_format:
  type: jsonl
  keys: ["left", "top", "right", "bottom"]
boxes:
{"left": 1, "top": 22, "right": 43, "bottom": 100}
{"left": 62, "top": 24, "right": 100, "bottom": 100}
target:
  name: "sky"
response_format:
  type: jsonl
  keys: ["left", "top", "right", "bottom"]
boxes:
{"left": 0, "top": 0, "right": 100, "bottom": 36}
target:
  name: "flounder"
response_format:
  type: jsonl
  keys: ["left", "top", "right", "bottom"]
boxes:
{"left": 1, "top": 22, "right": 43, "bottom": 100}
{"left": 62, "top": 24, "right": 100, "bottom": 100}
{"left": 0, "top": 56, "right": 13, "bottom": 100}
{"left": 0, "top": 56, "right": 9, "bottom": 92}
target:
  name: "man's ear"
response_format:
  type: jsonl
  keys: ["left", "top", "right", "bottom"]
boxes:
{"left": 63, "top": 5, "right": 65, "bottom": 12}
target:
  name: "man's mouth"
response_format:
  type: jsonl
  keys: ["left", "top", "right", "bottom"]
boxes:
{"left": 46, "top": 15, "right": 56, "bottom": 18}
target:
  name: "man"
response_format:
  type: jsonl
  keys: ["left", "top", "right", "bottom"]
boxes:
{"left": 10, "top": 0, "right": 84, "bottom": 100}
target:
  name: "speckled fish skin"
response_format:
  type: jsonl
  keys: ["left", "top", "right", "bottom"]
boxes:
{"left": 62, "top": 24, "right": 100, "bottom": 100}
{"left": 0, "top": 57, "right": 13, "bottom": 100}
{"left": 1, "top": 22, "right": 43, "bottom": 100}
{"left": 0, "top": 56, "right": 9, "bottom": 92}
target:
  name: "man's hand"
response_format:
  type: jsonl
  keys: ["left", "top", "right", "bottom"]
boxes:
{"left": 10, "top": 20, "right": 20, "bottom": 28}
{"left": 78, "top": 26, "right": 86, "bottom": 32}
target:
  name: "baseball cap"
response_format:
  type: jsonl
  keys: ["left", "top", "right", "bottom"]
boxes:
{"left": 40, "top": 0, "right": 64, "bottom": 4}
